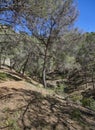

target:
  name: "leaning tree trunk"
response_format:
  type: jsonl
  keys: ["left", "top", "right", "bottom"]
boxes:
{"left": 22, "top": 53, "right": 30, "bottom": 75}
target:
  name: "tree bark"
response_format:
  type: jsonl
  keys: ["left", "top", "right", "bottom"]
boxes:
{"left": 91, "top": 69, "right": 95, "bottom": 88}
{"left": 2, "top": 57, "right": 6, "bottom": 66}
{"left": 22, "top": 53, "right": 30, "bottom": 75}
{"left": 18, "top": 53, "right": 30, "bottom": 75}
{"left": 84, "top": 67, "right": 87, "bottom": 88}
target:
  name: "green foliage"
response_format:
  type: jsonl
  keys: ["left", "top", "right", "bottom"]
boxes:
{"left": 54, "top": 83, "right": 66, "bottom": 95}
{"left": 28, "top": 0, "right": 64, "bottom": 17}
{"left": 0, "top": 72, "right": 8, "bottom": 80}
{"left": 70, "top": 94, "right": 82, "bottom": 104}
{"left": 0, "top": 72, "right": 21, "bottom": 81}
{"left": 81, "top": 97, "right": 95, "bottom": 110}
{"left": 6, "top": 119, "right": 20, "bottom": 130}
{"left": 0, "top": 0, "right": 78, "bottom": 86}
{"left": 3, "top": 108, "right": 21, "bottom": 130}
{"left": 77, "top": 32, "right": 95, "bottom": 70}
{"left": 71, "top": 109, "right": 81, "bottom": 120}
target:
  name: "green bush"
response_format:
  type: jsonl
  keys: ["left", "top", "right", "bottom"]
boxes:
{"left": 71, "top": 94, "right": 82, "bottom": 104}
{"left": 81, "top": 97, "right": 95, "bottom": 110}
{"left": 54, "top": 83, "right": 65, "bottom": 94}
{"left": 0, "top": 72, "right": 7, "bottom": 80}
{"left": 71, "top": 109, "right": 81, "bottom": 120}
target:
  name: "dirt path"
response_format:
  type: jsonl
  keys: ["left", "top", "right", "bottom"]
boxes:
{"left": 0, "top": 80, "right": 54, "bottom": 96}
{"left": 0, "top": 67, "right": 54, "bottom": 95}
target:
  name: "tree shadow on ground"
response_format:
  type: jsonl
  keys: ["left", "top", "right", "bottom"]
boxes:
{"left": 0, "top": 87, "right": 95, "bottom": 130}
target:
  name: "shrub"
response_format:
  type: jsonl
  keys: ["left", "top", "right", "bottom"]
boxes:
{"left": 71, "top": 109, "right": 81, "bottom": 120}
{"left": 81, "top": 97, "right": 95, "bottom": 110}
{"left": 0, "top": 72, "right": 7, "bottom": 80}
{"left": 70, "top": 94, "right": 82, "bottom": 104}
{"left": 54, "top": 83, "right": 65, "bottom": 95}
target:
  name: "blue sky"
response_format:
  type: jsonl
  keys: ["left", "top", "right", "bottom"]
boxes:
{"left": 75, "top": 0, "right": 95, "bottom": 32}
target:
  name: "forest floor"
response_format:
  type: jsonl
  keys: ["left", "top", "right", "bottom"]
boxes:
{"left": 0, "top": 67, "right": 95, "bottom": 130}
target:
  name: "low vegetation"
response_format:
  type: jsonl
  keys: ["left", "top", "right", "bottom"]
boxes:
{"left": 0, "top": 0, "right": 95, "bottom": 129}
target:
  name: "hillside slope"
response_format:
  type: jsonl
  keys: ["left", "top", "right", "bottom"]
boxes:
{"left": 0, "top": 68, "right": 95, "bottom": 130}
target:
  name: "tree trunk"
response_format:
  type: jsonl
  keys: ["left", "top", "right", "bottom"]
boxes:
{"left": 91, "top": 69, "right": 95, "bottom": 88}
{"left": 2, "top": 57, "right": 6, "bottom": 66}
{"left": 22, "top": 53, "right": 30, "bottom": 75}
{"left": 84, "top": 67, "right": 87, "bottom": 88}
{"left": 42, "top": 68, "right": 47, "bottom": 88}
{"left": 11, "top": 61, "right": 16, "bottom": 70}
